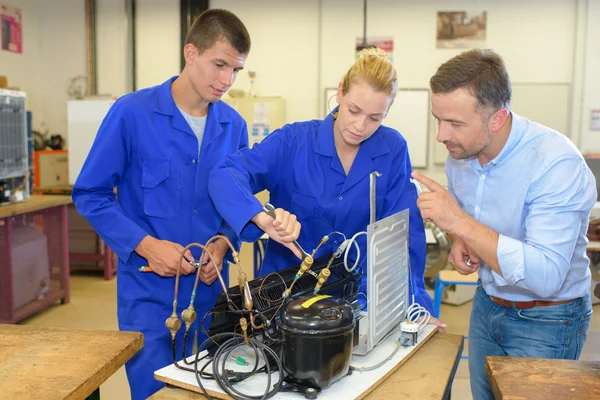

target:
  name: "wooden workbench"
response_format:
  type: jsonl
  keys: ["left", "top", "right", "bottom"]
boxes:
{"left": 0, "top": 194, "right": 72, "bottom": 218}
{"left": 149, "top": 332, "right": 464, "bottom": 400}
{"left": 485, "top": 356, "right": 600, "bottom": 400}
{"left": 0, "top": 195, "right": 73, "bottom": 323}
{"left": 0, "top": 324, "right": 143, "bottom": 400}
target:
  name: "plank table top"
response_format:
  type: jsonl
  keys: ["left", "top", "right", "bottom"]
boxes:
{"left": 0, "top": 324, "right": 143, "bottom": 400}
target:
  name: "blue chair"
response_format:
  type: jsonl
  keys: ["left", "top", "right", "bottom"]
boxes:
{"left": 433, "top": 269, "right": 478, "bottom": 359}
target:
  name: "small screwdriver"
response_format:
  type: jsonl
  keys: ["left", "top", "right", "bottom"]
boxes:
{"left": 138, "top": 259, "right": 209, "bottom": 273}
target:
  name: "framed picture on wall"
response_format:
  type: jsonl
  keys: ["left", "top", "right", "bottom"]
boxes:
{"left": 436, "top": 11, "right": 486, "bottom": 49}
{"left": 1, "top": 4, "right": 22, "bottom": 54}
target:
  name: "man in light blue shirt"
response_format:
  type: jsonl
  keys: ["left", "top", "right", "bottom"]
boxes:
{"left": 412, "top": 49, "right": 595, "bottom": 400}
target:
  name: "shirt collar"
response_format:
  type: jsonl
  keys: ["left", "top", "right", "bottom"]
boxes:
{"left": 153, "top": 76, "right": 230, "bottom": 124}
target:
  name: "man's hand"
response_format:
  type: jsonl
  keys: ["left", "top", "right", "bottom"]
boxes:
{"left": 449, "top": 237, "right": 480, "bottom": 275}
{"left": 412, "top": 172, "right": 502, "bottom": 275}
{"left": 252, "top": 207, "right": 303, "bottom": 259}
{"left": 135, "top": 235, "right": 196, "bottom": 277}
{"left": 199, "top": 239, "right": 229, "bottom": 285}
{"left": 411, "top": 172, "right": 469, "bottom": 235}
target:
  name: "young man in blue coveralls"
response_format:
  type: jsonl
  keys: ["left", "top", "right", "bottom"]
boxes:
{"left": 72, "top": 9, "right": 252, "bottom": 399}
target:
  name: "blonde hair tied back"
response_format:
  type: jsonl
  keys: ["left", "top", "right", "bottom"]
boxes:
{"left": 340, "top": 47, "right": 398, "bottom": 99}
{"left": 356, "top": 46, "right": 389, "bottom": 61}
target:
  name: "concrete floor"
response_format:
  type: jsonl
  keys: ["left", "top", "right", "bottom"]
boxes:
{"left": 19, "top": 271, "right": 600, "bottom": 400}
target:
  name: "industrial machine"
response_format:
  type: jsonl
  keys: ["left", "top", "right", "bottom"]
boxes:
{"left": 0, "top": 89, "right": 29, "bottom": 204}
{"left": 203, "top": 254, "right": 361, "bottom": 398}
{"left": 163, "top": 201, "right": 429, "bottom": 399}
{"left": 279, "top": 295, "right": 355, "bottom": 391}
{"left": 207, "top": 256, "right": 361, "bottom": 338}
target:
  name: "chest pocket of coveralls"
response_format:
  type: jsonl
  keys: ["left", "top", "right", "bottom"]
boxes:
{"left": 290, "top": 191, "right": 323, "bottom": 226}
{"left": 141, "top": 158, "right": 180, "bottom": 219}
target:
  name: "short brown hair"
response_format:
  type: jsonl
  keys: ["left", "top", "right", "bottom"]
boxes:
{"left": 185, "top": 9, "right": 251, "bottom": 55}
{"left": 430, "top": 49, "right": 511, "bottom": 113}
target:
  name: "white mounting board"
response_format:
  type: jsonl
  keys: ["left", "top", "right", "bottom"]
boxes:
{"left": 155, "top": 324, "right": 437, "bottom": 400}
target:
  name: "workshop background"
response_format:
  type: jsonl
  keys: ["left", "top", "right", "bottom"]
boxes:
{"left": 1, "top": 1, "right": 600, "bottom": 399}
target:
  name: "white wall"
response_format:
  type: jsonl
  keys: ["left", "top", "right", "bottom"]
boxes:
{"left": 134, "top": 0, "right": 180, "bottom": 89}
{"left": 4, "top": 0, "right": 598, "bottom": 175}
{"left": 322, "top": 0, "right": 575, "bottom": 88}
{"left": 96, "top": 0, "right": 130, "bottom": 97}
{"left": 579, "top": 0, "right": 600, "bottom": 152}
{"left": 211, "top": 0, "right": 578, "bottom": 183}
{"left": 0, "top": 0, "right": 86, "bottom": 138}
{"left": 37, "top": 0, "right": 87, "bottom": 141}
{"left": 212, "top": 0, "right": 321, "bottom": 124}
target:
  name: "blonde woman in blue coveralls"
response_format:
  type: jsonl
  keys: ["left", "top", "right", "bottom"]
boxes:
{"left": 209, "top": 48, "right": 445, "bottom": 325}
{"left": 71, "top": 10, "right": 261, "bottom": 400}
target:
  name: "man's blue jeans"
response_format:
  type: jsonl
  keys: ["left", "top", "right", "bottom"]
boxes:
{"left": 469, "top": 284, "right": 593, "bottom": 400}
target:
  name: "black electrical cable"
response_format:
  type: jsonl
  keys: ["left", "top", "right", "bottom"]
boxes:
{"left": 194, "top": 332, "right": 284, "bottom": 400}
{"left": 215, "top": 340, "right": 265, "bottom": 398}
{"left": 214, "top": 336, "right": 281, "bottom": 400}
{"left": 182, "top": 330, "right": 192, "bottom": 365}
{"left": 172, "top": 339, "right": 196, "bottom": 373}
{"left": 171, "top": 334, "right": 213, "bottom": 374}
{"left": 199, "top": 354, "right": 215, "bottom": 380}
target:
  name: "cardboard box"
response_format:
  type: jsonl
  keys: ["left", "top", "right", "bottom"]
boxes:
{"left": 34, "top": 150, "right": 68, "bottom": 188}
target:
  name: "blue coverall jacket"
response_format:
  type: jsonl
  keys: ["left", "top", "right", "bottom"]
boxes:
{"left": 209, "top": 111, "right": 433, "bottom": 312}
{"left": 72, "top": 76, "right": 247, "bottom": 400}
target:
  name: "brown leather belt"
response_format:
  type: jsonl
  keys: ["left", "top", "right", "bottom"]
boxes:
{"left": 489, "top": 295, "right": 579, "bottom": 309}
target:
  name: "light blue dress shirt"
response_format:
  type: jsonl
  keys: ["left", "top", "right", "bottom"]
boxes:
{"left": 446, "top": 112, "right": 596, "bottom": 301}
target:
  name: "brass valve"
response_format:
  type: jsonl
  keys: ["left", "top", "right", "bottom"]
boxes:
{"left": 296, "top": 255, "right": 314, "bottom": 279}
{"left": 181, "top": 306, "right": 197, "bottom": 330}
{"left": 314, "top": 268, "right": 331, "bottom": 295}
{"left": 284, "top": 256, "right": 315, "bottom": 299}
{"left": 165, "top": 314, "right": 182, "bottom": 340}
{"left": 237, "top": 272, "right": 253, "bottom": 311}
{"left": 240, "top": 317, "right": 249, "bottom": 345}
